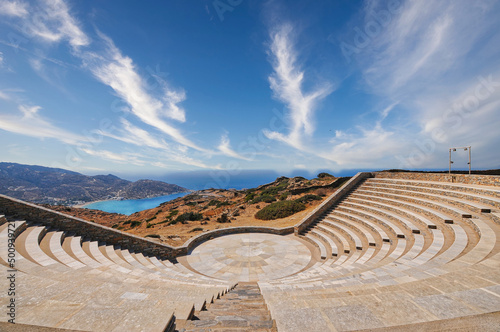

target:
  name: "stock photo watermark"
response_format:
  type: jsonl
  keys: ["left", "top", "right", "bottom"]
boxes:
{"left": 6, "top": 220, "right": 17, "bottom": 323}
{"left": 334, "top": 0, "right": 402, "bottom": 64}
{"left": 212, "top": 0, "right": 242, "bottom": 22}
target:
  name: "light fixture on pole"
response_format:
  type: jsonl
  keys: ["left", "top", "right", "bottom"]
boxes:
{"left": 449, "top": 146, "right": 472, "bottom": 174}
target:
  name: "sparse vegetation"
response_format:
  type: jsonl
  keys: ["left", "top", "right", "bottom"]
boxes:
{"left": 175, "top": 212, "right": 203, "bottom": 224}
{"left": 145, "top": 234, "right": 160, "bottom": 239}
{"left": 245, "top": 192, "right": 256, "bottom": 202}
{"left": 317, "top": 172, "right": 334, "bottom": 178}
{"left": 250, "top": 194, "right": 276, "bottom": 204}
{"left": 216, "top": 201, "right": 231, "bottom": 208}
{"left": 168, "top": 209, "right": 179, "bottom": 218}
{"left": 296, "top": 194, "right": 322, "bottom": 204}
{"left": 216, "top": 213, "right": 230, "bottom": 223}
{"left": 129, "top": 220, "right": 142, "bottom": 227}
{"left": 261, "top": 180, "right": 289, "bottom": 196}
{"left": 255, "top": 200, "right": 306, "bottom": 220}
{"left": 189, "top": 227, "right": 203, "bottom": 232}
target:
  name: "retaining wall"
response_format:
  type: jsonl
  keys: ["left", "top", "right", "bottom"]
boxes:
{"left": 0, "top": 194, "right": 185, "bottom": 259}
{"left": 0, "top": 194, "right": 295, "bottom": 259}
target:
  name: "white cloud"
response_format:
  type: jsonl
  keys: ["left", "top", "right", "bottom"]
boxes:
{"left": 80, "top": 147, "right": 143, "bottom": 164}
{"left": 0, "top": 0, "right": 221, "bottom": 169}
{"left": 27, "top": 0, "right": 89, "bottom": 48}
{"left": 80, "top": 31, "right": 207, "bottom": 152}
{"left": 0, "top": 105, "right": 87, "bottom": 144}
{"left": 0, "top": 0, "right": 28, "bottom": 17}
{"left": 98, "top": 118, "right": 169, "bottom": 150}
{"left": 0, "top": 90, "right": 10, "bottom": 101}
{"left": 321, "top": 123, "right": 407, "bottom": 168}
{"left": 99, "top": 118, "right": 218, "bottom": 169}
{"left": 264, "top": 23, "right": 333, "bottom": 150}
{"left": 218, "top": 133, "right": 251, "bottom": 160}
{"left": 328, "top": 0, "right": 500, "bottom": 169}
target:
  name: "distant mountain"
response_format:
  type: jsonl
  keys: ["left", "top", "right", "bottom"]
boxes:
{"left": 0, "top": 162, "right": 188, "bottom": 205}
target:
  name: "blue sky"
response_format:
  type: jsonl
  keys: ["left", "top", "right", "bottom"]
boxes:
{"left": 0, "top": 0, "right": 499, "bottom": 178}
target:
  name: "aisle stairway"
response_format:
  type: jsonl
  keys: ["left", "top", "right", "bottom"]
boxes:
{"left": 180, "top": 282, "right": 277, "bottom": 331}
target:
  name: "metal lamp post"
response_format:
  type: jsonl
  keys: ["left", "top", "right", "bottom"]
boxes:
{"left": 449, "top": 146, "right": 471, "bottom": 174}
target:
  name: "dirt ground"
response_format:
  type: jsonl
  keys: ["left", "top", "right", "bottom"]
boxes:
{"left": 46, "top": 175, "right": 345, "bottom": 247}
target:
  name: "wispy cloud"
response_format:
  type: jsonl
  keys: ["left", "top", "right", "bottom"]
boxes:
{"left": 326, "top": 0, "right": 500, "bottom": 169}
{"left": 0, "top": 0, "right": 221, "bottom": 169}
{"left": 0, "top": 0, "right": 89, "bottom": 47}
{"left": 0, "top": 104, "right": 87, "bottom": 144}
{"left": 32, "top": 0, "right": 89, "bottom": 48}
{"left": 0, "top": 91, "right": 10, "bottom": 101}
{"left": 98, "top": 118, "right": 169, "bottom": 150}
{"left": 0, "top": 0, "right": 28, "bottom": 17}
{"left": 79, "top": 32, "right": 206, "bottom": 152}
{"left": 80, "top": 147, "right": 146, "bottom": 165}
{"left": 98, "top": 118, "right": 219, "bottom": 169}
{"left": 322, "top": 123, "right": 406, "bottom": 168}
{"left": 218, "top": 133, "right": 251, "bottom": 160}
{"left": 264, "top": 23, "right": 333, "bottom": 150}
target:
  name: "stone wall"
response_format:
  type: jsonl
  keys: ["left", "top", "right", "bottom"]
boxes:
{"left": 0, "top": 194, "right": 186, "bottom": 259}
{"left": 374, "top": 172, "right": 500, "bottom": 186}
{"left": 294, "top": 172, "right": 373, "bottom": 234}
{"left": 0, "top": 194, "right": 297, "bottom": 259}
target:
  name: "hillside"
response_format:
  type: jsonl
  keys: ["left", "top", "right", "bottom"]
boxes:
{"left": 49, "top": 173, "right": 350, "bottom": 246}
{"left": 0, "top": 162, "right": 188, "bottom": 205}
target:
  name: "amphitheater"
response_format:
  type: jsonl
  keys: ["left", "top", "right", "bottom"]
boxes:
{"left": 1, "top": 171, "right": 500, "bottom": 331}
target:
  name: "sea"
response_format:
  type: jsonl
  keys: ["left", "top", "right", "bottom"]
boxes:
{"left": 82, "top": 169, "right": 365, "bottom": 215}
{"left": 82, "top": 193, "right": 189, "bottom": 215}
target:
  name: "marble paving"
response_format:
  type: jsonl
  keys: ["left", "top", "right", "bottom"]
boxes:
{"left": 186, "top": 233, "right": 313, "bottom": 282}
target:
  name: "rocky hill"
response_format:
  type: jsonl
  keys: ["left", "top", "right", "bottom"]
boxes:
{"left": 50, "top": 173, "right": 350, "bottom": 246}
{"left": 0, "top": 162, "right": 187, "bottom": 205}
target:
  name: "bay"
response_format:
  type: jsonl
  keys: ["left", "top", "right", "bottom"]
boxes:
{"left": 82, "top": 192, "right": 189, "bottom": 215}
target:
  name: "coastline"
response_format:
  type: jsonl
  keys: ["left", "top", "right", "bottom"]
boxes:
{"left": 72, "top": 199, "right": 111, "bottom": 208}
{"left": 72, "top": 191, "right": 192, "bottom": 209}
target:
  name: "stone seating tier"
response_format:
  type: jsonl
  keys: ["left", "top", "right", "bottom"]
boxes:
{"left": 0, "top": 172, "right": 499, "bottom": 331}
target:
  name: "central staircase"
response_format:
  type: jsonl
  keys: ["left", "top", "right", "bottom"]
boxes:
{"left": 180, "top": 282, "right": 277, "bottom": 331}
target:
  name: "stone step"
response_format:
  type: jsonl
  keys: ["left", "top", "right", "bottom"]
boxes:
{"left": 0, "top": 219, "right": 26, "bottom": 267}
{"left": 367, "top": 177, "right": 500, "bottom": 198}
{"left": 307, "top": 231, "right": 328, "bottom": 259}
{"left": 365, "top": 180, "right": 500, "bottom": 209}
{"left": 356, "top": 189, "right": 475, "bottom": 219}
{"left": 362, "top": 184, "right": 496, "bottom": 213}
{"left": 181, "top": 282, "right": 277, "bottom": 331}
{"left": 41, "top": 231, "right": 86, "bottom": 269}
{"left": 16, "top": 225, "right": 59, "bottom": 267}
